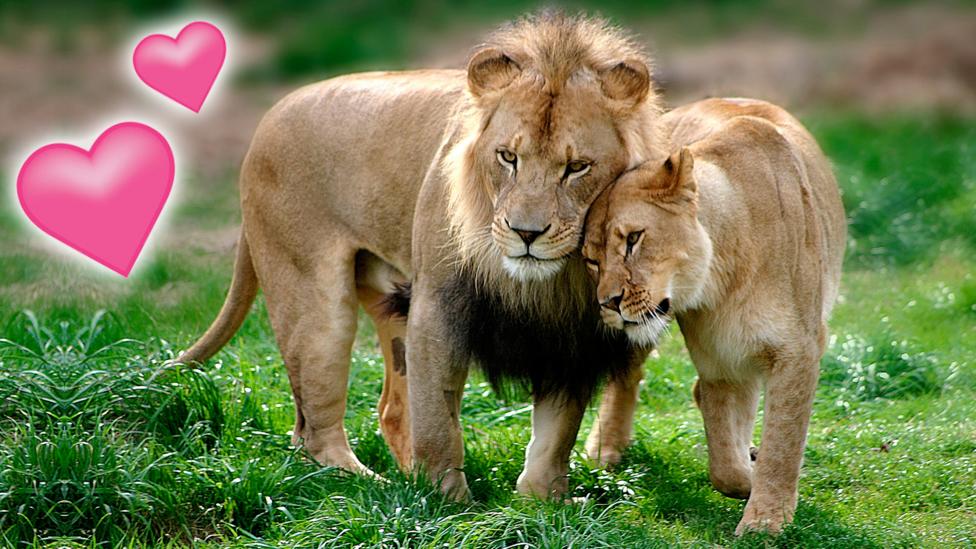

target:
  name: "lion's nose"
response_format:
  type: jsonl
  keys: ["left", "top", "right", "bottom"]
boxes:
{"left": 508, "top": 221, "right": 550, "bottom": 245}
{"left": 601, "top": 292, "right": 623, "bottom": 313}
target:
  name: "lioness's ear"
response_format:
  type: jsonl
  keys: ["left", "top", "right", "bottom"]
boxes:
{"left": 642, "top": 149, "right": 696, "bottom": 204}
{"left": 467, "top": 47, "right": 521, "bottom": 97}
{"left": 599, "top": 59, "right": 651, "bottom": 107}
{"left": 669, "top": 148, "right": 697, "bottom": 203}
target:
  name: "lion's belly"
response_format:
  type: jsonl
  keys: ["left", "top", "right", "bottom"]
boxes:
{"left": 239, "top": 70, "right": 466, "bottom": 274}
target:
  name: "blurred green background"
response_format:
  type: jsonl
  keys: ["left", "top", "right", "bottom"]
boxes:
{"left": 0, "top": 1, "right": 974, "bottom": 547}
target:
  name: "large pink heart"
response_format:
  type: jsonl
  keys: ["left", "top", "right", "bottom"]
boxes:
{"left": 133, "top": 21, "right": 226, "bottom": 113}
{"left": 17, "top": 122, "right": 175, "bottom": 277}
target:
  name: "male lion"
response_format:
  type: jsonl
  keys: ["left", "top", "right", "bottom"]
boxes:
{"left": 178, "top": 13, "right": 663, "bottom": 498}
{"left": 582, "top": 98, "right": 846, "bottom": 534}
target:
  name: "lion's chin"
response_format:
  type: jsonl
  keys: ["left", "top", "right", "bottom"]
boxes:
{"left": 623, "top": 316, "right": 671, "bottom": 347}
{"left": 502, "top": 255, "right": 567, "bottom": 282}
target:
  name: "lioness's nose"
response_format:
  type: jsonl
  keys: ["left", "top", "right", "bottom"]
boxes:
{"left": 508, "top": 221, "right": 550, "bottom": 245}
{"left": 601, "top": 292, "right": 623, "bottom": 313}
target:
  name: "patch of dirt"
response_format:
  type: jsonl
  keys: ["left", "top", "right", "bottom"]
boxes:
{"left": 654, "top": 4, "right": 976, "bottom": 113}
{"left": 160, "top": 225, "right": 241, "bottom": 255}
{"left": 0, "top": 27, "right": 285, "bottom": 182}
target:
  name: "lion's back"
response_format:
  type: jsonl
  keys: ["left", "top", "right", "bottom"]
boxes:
{"left": 238, "top": 70, "right": 467, "bottom": 268}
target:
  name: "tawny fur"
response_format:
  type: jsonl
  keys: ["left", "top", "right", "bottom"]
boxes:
{"left": 443, "top": 13, "right": 664, "bottom": 316}
{"left": 583, "top": 98, "right": 846, "bottom": 535}
{"left": 176, "top": 12, "right": 662, "bottom": 500}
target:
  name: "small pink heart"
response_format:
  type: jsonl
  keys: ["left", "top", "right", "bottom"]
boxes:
{"left": 133, "top": 21, "right": 226, "bottom": 113}
{"left": 17, "top": 122, "right": 175, "bottom": 277}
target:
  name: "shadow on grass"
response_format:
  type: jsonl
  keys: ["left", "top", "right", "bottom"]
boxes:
{"left": 600, "top": 439, "right": 887, "bottom": 548}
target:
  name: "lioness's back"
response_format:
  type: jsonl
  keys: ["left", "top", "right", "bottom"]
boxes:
{"left": 684, "top": 101, "right": 846, "bottom": 320}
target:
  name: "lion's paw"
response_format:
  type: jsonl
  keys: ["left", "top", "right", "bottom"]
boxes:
{"left": 734, "top": 499, "right": 793, "bottom": 537}
{"left": 584, "top": 443, "right": 623, "bottom": 469}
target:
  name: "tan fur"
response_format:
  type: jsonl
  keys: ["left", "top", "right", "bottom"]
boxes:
{"left": 583, "top": 98, "right": 846, "bottom": 535}
{"left": 177, "top": 13, "right": 664, "bottom": 497}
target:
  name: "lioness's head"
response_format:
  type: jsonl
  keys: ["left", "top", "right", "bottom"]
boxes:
{"left": 582, "top": 149, "right": 712, "bottom": 346}
{"left": 447, "top": 13, "right": 663, "bottom": 284}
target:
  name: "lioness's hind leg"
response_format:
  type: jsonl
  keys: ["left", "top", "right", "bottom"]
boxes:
{"left": 258, "top": 241, "right": 370, "bottom": 475}
{"left": 696, "top": 376, "right": 761, "bottom": 500}
{"left": 359, "top": 287, "right": 412, "bottom": 471}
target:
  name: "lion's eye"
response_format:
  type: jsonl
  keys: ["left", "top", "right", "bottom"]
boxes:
{"left": 625, "top": 230, "right": 644, "bottom": 255}
{"left": 584, "top": 258, "right": 600, "bottom": 277}
{"left": 564, "top": 160, "right": 591, "bottom": 179}
{"left": 497, "top": 149, "right": 518, "bottom": 169}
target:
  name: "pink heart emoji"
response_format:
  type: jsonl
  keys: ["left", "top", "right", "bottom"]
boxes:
{"left": 17, "top": 122, "right": 175, "bottom": 277}
{"left": 133, "top": 21, "right": 226, "bottom": 113}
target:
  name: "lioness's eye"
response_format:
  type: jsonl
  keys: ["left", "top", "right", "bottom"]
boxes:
{"left": 563, "top": 160, "right": 591, "bottom": 179}
{"left": 625, "top": 230, "right": 644, "bottom": 255}
{"left": 497, "top": 149, "right": 518, "bottom": 169}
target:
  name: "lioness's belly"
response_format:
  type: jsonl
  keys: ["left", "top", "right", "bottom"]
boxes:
{"left": 238, "top": 70, "right": 466, "bottom": 275}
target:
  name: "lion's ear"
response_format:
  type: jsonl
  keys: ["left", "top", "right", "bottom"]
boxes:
{"left": 467, "top": 47, "right": 521, "bottom": 97}
{"left": 599, "top": 59, "right": 651, "bottom": 107}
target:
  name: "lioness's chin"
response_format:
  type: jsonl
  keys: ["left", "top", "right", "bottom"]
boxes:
{"left": 502, "top": 256, "right": 567, "bottom": 281}
{"left": 623, "top": 317, "right": 671, "bottom": 347}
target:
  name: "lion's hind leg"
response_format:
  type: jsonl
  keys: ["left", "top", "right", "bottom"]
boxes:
{"left": 256, "top": 239, "right": 371, "bottom": 475}
{"left": 694, "top": 373, "right": 761, "bottom": 500}
{"left": 584, "top": 348, "right": 648, "bottom": 468}
{"left": 517, "top": 393, "right": 587, "bottom": 501}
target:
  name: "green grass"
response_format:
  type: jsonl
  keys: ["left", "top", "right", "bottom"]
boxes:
{"left": 1, "top": 114, "right": 975, "bottom": 546}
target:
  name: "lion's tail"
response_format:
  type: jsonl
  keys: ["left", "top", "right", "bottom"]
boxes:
{"left": 177, "top": 227, "right": 258, "bottom": 365}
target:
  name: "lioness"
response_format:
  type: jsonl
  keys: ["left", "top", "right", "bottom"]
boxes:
{"left": 582, "top": 98, "right": 846, "bottom": 534}
{"left": 178, "top": 13, "right": 662, "bottom": 498}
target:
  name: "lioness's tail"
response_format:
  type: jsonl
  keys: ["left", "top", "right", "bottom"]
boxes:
{"left": 177, "top": 228, "right": 258, "bottom": 364}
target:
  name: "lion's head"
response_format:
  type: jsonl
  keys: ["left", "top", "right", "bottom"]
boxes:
{"left": 582, "top": 149, "right": 712, "bottom": 346}
{"left": 446, "top": 13, "right": 663, "bottom": 288}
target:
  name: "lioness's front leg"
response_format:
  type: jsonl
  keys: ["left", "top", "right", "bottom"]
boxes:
{"left": 736, "top": 349, "right": 819, "bottom": 536}
{"left": 517, "top": 394, "right": 586, "bottom": 500}
{"left": 694, "top": 375, "right": 761, "bottom": 499}
{"left": 406, "top": 283, "right": 471, "bottom": 500}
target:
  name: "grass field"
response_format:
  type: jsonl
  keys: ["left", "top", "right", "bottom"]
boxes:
{"left": 1, "top": 112, "right": 975, "bottom": 547}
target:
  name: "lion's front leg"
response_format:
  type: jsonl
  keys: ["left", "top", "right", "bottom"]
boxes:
{"left": 735, "top": 350, "right": 819, "bottom": 536}
{"left": 585, "top": 348, "right": 648, "bottom": 467}
{"left": 405, "top": 284, "right": 471, "bottom": 501}
{"left": 517, "top": 394, "right": 586, "bottom": 500}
